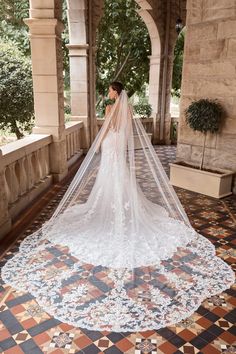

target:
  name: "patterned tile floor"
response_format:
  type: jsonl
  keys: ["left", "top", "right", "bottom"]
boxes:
{"left": 0, "top": 145, "right": 235, "bottom": 354}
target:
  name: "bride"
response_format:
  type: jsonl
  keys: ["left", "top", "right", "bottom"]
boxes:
{"left": 1, "top": 81, "right": 234, "bottom": 332}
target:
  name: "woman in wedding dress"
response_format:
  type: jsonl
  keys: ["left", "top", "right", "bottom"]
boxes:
{"left": 1, "top": 82, "right": 234, "bottom": 332}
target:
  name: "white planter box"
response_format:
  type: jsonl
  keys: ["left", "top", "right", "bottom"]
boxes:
{"left": 170, "top": 162, "right": 234, "bottom": 198}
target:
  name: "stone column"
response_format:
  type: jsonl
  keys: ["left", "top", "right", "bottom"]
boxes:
{"left": 67, "top": 44, "right": 90, "bottom": 149}
{"left": 0, "top": 150, "right": 12, "bottom": 239}
{"left": 148, "top": 54, "right": 161, "bottom": 143}
{"left": 164, "top": 53, "right": 175, "bottom": 146}
{"left": 66, "top": 0, "right": 90, "bottom": 149}
{"left": 24, "top": 2, "right": 68, "bottom": 182}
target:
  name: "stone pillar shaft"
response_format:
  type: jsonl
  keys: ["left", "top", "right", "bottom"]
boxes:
{"left": 66, "top": 0, "right": 90, "bottom": 149}
{"left": 24, "top": 1, "right": 68, "bottom": 181}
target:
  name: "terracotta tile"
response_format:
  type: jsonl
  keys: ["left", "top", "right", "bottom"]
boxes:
{"left": 11, "top": 305, "right": 25, "bottom": 315}
{"left": 196, "top": 317, "right": 212, "bottom": 329}
{"left": 201, "top": 343, "right": 221, "bottom": 354}
{"left": 0, "top": 328, "right": 11, "bottom": 341}
{"left": 4, "top": 346, "right": 25, "bottom": 354}
{"left": 158, "top": 341, "right": 178, "bottom": 353}
{"left": 219, "top": 331, "right": 236, "bottom": 344}
{"left": 74, "top": 334, "right": 92, "bottom": 349}
{"left": 139, "top": 330, "right": 156, "bottom": 338}
{"left": 21, "top": 318, "right": 38, "bottom": 330}
{"left": 228, "top": 297, "right": 236, "bottom": 307}
{"left": 178, "top": 329, "right": 196, "bottom": 341}
{"left": 115, "top": 338, "right": 134, "bottom": 351}
{"left": 211, "top": 307, "right": 228, "bottom": 317}
{"left": 5, "top": 293, "right": 15, "bottom": 302}
{"left": 58, "top": 323, "right": 74, "bottom": 332}
{"left": 33, "top": 332, "right": 51, "bottom": 345}
{"left": 50, "top": 350, "right": 65, "bottom": 354}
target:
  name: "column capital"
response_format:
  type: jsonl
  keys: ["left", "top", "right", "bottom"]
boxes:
{"left": 66, "top": 44, "right": 89, "bottom": 57}
{"left": 148, "top": 54, "right": 161, "bottom": 65}
{"left": 24, "top": 18, "right": 64, "bottom": 37}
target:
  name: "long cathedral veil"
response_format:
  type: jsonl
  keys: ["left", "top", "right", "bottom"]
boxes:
{"left": 43, "top": 89, "right": 190, "bottom": 228}
{"left": 1, "top": 89, "right": 234, "bottom": 332}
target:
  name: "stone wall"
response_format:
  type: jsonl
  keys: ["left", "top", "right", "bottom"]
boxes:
{"left": 177, "top": 0, "right": 236, "bottom": 191}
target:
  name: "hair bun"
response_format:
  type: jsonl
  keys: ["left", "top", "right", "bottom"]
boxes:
{"left": 110, "top": 81, "right": 124, "bottom": 95}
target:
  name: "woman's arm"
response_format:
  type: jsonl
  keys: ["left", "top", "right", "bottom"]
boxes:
{"left": 94, "top": 104, "right": 113, "bottom": 153}
{"left": 105, "top": 104, "right": 112, "bottom": 117}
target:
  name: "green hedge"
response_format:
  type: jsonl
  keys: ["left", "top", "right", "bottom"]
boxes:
{"left": 0, "top": 41, "right": 34, "bottom": 139}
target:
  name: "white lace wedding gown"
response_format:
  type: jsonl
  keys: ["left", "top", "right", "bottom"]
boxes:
{"left": 1, "top": 100, "right": 235, "bottom": 332}
{"left": 45, "top": 128, "right": 196, "bottom": 268}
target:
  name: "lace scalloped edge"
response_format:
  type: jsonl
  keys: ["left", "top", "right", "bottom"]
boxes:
{"left": 2, "top": 267, "right": 234, "bottom": 332}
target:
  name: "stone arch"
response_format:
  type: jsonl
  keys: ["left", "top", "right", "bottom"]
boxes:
{"left": 92, "top": 0, "right": 161, "bottom": 132}
{"left": 135, "top": 6, "right": 161, "bottom": 120}
{"left": 64, "top": 0, "right": 162, "bottom": 144}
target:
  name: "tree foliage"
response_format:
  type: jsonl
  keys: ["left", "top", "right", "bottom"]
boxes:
{"left": 172, "top": 28, "right": 185, "bottom": 97}
{"left": 0, "top": 0, "right": 30, "bottom": 56}
{"left": 133, "top": 102, "right": 152, "bottom": 118}
{"left": 0, "top": 0, "right": 70, "bottom": 83}
{"left": 0, "top": 41, "right": 34, "bottom": 139}
{"left": 96, "top": 0, "right": 151, "bottom": 98}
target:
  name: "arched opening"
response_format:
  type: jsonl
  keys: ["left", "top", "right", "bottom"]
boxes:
{"left": 96, "top": 1, "right": 161, "bottom": 118}
{"left": 136, "top": 8, "right": 161, "bottom": 120}
{"left": 170, "top": 26, "right": 186, "bottom": 144}
{"left": 65, "top": 0, "right": 161, "bottom": 146}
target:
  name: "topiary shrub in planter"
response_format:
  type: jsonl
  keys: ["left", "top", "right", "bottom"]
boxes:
{"left": 170, "top": 98, "right": 235, "bottom": 198}
{"left": 185, "top": 98, "right": 223, "bottom": 170}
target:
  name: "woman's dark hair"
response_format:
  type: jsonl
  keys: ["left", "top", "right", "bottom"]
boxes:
{"left": 109, "top": 81, "right": 124, "bottom": 95}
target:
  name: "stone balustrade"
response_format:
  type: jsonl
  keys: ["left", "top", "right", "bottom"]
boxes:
{"left": 65, "top": 121, "right": 84, "bottom": 166}
{"left": 1, "top": 134, "right": 52, "bottom": 223}
{"left": 97, "top": 117, "right": 154, "bottom": 133}
{"left": 0, "top": 122, "right": 84, "bottom": 239}
{"left": 97, "top": 117, "right": 178, "bottom": 142}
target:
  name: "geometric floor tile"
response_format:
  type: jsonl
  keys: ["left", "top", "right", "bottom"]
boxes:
{"left": 12, "top": 330, "right": 31, "bottom": 344}
{"left": 178, "top": 344, "right": 201, "bottom": 354}
{"left": 220, "top": 344, "right": 236, "bottom": 353}
{"left": 0, "top": 145, "right": 235, "bottom": 354}
{"left": 135, "top": 338, "right": 157, "bottom": 353}
{"left": 207, "top": 295, "right": 228, "bottom": 307}
{"left": 49, "top": 331, "right": 75, "bottom": 349}
{"left": 94, "top": 336, "right": 114, "bottom": 350}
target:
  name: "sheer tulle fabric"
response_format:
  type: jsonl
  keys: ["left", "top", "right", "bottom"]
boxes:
{"left": 1, "top": 90, "right": 234, "bottom": 332}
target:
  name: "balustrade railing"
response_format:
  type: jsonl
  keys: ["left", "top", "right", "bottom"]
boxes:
{"left": 65, "top": 121, "right": 84, "bottom": 161}
{"left": 1, "top": 134, "right": 52, "bottom": 220}
{"left": 0, "top": 121, "right": 84, "bottom": 238}
{"left": 97, "top": 117, "right": 178, "bottom": 143}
